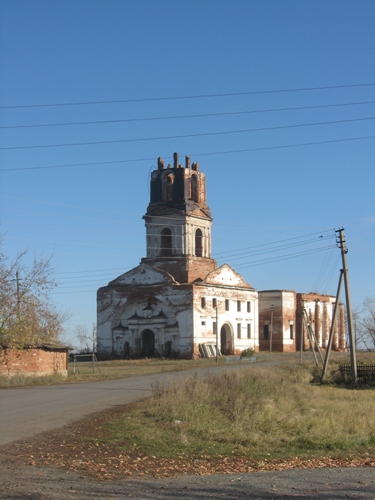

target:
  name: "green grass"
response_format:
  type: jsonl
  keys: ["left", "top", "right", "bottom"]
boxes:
{"left": 98, "top": 357, "right": 375, "bottom": 462}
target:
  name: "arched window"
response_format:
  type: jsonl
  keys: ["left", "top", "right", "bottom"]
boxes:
{"left": 160, "top": 227, "right": 172, "bottom": 256}
{"left": 195, "top": 228, "right": 203, "bottom": 257}
{"left": 162, "top": 173, "right": 174, "bottom": 201}
{"left": 191, "top": 174, "right": 198, "bottom": 202}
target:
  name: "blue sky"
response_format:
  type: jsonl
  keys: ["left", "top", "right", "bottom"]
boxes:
{"left": 1, "top": 0, "right": 374, "bottom": 346}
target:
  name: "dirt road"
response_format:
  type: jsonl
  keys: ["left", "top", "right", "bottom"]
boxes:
{"left": 1, "top": 453, "right": 374, "bottom": 499}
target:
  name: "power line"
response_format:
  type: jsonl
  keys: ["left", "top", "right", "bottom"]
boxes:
{"left": 1, "top": 82, "right": 374, "bottom": 109}
{"left": 1, "top": 195, "right": 138, "bottom": 216}
{"left": 1, "top": 135, "right": 374, "bottom": 172}
{"left": 54, "top": 267, "right": 128, "bottom": 275}
{"left": 216, "top": 237, "right": 333, "bottom": 264}
{"left": 49, "top": 229, "right": 335, "bottom": 284}
{"left": 235, "top": 244, "right": 337, "bottom": 270}
{"left": 2, "top": 116, "right": 374, "bottom": 151}
{"left": 214, "top": 229, "right": 333, "bottom": 257}
{"left": 2, "top": 100, "right": 374, "bottom": 129}
{"left": 3, "top": 207, "right": 336, "bottom": 240}
{"left": 51, "top": 244, "right": 338, "bottom": 293}
{"left": 310, "top": 233, "right": 337, "bottom": 291}
{"left": 52, "top": 288, "right": 99, "bottom": 295}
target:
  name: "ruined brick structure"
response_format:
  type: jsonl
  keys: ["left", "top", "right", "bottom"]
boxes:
{"left": 97, "top": 153, "right": 259, "bottom": 359}
{"left": 0, "top": 345, "right": 69, "bottom": 377}
{"left": 258, "top": 290, "right": 345, "bottom": 352}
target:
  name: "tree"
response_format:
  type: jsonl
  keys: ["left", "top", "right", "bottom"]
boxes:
{"left": 74, "top": 323, "right": 97, "bottom": 353}
{"left": 0, "top": 235, "right": 68, "bottom": 348}
{"left": 355, "top": 298, "right": 375, "bottom": 351}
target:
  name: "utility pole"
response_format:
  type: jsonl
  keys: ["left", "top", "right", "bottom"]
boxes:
{"left": 215, "top": 306, "right": 219, "bottom": 363}
{"left": 321, "top": 270, "right": 344, "bottom": 380}
{"left": 300, "top": 300, "right": 304, "bottom": 363}
{"left": 336, "top": 228, "right": 357, "bottom": 383}
{"left": 269, "top": 304, "right": 274, "bottom": 353}
{"left": 322, "top": 229, "right": 357, "bottom": 383}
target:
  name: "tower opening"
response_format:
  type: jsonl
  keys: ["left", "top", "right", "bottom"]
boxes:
{"left": 195, "top": 228, "right": 203, "bottom": 257}
{"left": 160, "top": 227, "right": 172, "bottom": 256}
{"left": 191, "top": 174, "right": 198, "bottom": 202}
{"left": 162, "top": 173, "right": 174, "bottom": 201}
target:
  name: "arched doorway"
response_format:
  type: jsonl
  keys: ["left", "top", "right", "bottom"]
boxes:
{"left": 220, "top": 323, "right": 233, "bottom": 355}
{"left": 124, "top": 341, "right": 130, "bottom": 360}
{"left": 142, "top": 329, "right": 155, "bottom": 357}
{"left": 164, "top": 340, "right": 172, "bottom": 358}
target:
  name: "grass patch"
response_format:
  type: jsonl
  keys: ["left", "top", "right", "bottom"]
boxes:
{"left": 0, "top": 351, "right": 306, "bottom": 387}
{"left": 98, "top": 359, "right": 375, "bottom": 462}
{"left": 0, "top": 356, "right": 230, "bottom": 387}
{"left": 0, "top": 372, "right": 67, "bottom": 387}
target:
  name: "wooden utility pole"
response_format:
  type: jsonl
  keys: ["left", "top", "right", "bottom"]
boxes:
{"left": 269, "top": 305, "right": 274, "bottom": 353}
{"left": 215, "top": 306, "right": 219, "bottom": 363}
{"left": 300, "top": 301, "right": 304, "bottom": 363}
{"left": 336, "top": 228, "right": 357, "bottom": 383}
{"left": 321, "top": 228, "right": 357, "bottom": 383}
{"left": 321, "top": 270, "right": 344, "bottom": 380}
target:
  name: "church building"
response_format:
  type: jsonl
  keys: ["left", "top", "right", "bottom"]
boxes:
{"left": 97, "top": 153, "right": 259, "bottom": 359}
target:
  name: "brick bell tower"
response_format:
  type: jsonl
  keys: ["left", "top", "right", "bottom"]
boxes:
{"left": 141, "top": 152, "right": 217, "bottom": 283}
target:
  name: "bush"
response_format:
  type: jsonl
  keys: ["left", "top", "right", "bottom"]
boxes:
{"left": 241, "top": 348, "right": 255, "bottom": 358}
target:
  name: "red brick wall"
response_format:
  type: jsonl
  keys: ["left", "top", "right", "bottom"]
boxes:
{"left": 0, "top": 348, "right": 68, "bottom": 377}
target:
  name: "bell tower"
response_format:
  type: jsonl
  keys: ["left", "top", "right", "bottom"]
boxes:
{"left": 141, "top": 153, "right": 217, "bottom": 283}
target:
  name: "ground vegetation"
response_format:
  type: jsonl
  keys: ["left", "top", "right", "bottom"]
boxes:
{"left": 16, "top": 357, "right": 375, "bottom": 479}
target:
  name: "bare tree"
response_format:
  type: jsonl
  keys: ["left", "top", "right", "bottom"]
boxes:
{"left": 0, "top": 235, "right": 68, "bottom": 348}
{"left": 355, "top": 298, "right": 375, "bottom": 351}
{"left": 74, "top": 323, "right": 97, "bottom": 353}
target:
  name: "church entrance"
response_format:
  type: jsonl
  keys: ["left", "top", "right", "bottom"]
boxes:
{"left": 142, "top": 329, "right": 155, "bottom": 357}
{"left": 124, "top": 341, "right": 130, "bottom": 360}
{"left": 164, "top": 340, "right": 172, "bottom": 358}
{"left": 220, "top": 323, "right": 233, "bottom": 355}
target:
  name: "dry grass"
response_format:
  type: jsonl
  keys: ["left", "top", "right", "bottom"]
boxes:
{"left": 100, "top": 358, "right": 375, "bottom": 461}
{"left": 0, "top": 356, "right": 229, "bottom": 387}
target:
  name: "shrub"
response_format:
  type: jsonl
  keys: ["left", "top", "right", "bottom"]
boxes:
{"left": 241, "top": 348, "right": 255, "bottom": 358}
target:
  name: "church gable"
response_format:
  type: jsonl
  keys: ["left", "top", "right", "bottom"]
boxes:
{"left": 108, "top": 264, "right": 176, "bottom": 286}
{"left": 204, "top": 264, "right": 253, "bottom": 288}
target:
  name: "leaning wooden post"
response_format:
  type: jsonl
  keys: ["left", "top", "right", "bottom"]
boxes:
{"left": 321, "top": 270, "right": 344, "bottom": 381}
{"left": 215, "top": 306, "right": 219, "bottom": 363}
{"left": 336, "top": 228, "right": 357, "bottom": 383}
{"left": 270, "top": 305, "right": 274, "bottom": 353}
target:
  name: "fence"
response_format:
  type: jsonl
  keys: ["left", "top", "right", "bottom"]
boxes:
{"left": 339, "top": 364, "right": 375, "bottom": 382}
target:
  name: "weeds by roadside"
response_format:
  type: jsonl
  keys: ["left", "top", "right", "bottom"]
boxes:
{"left": 0, "top": 357, "right": 226, "bottom": 387}
{"left": 100, "top": 360, "right": 375, "bottom": 462}
{"left": 11, "top": 354, "right": 375, "bottom": 480}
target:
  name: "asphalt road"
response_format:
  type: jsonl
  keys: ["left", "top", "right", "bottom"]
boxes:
{"left": 0, "top": 361, "right": 270, "bottom": 446}
{"left": 1, "top": 452, "right": 375, "bottom": 499}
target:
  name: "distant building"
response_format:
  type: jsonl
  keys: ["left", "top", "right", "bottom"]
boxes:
{"left": 97, "top": 153, "right": 259, "bottom": 359}
{"left": 258, "top": 290, "right": 345, "bottom": 352}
